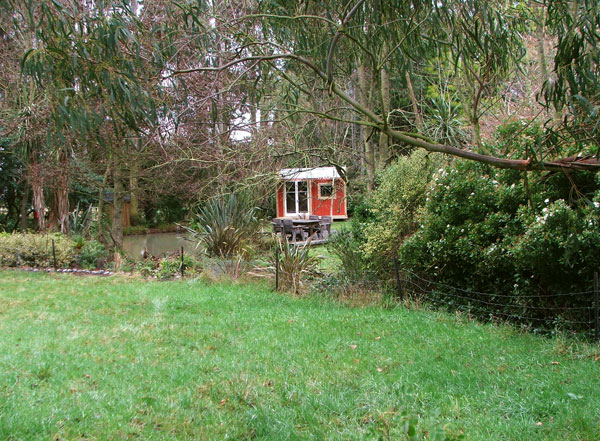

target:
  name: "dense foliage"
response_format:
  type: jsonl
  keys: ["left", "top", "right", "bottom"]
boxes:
{"left": 360, "top": 150, "right": 444, "bottom": 264}
{"left": 398, "top": 146, "right": 600, "bottom": 329}
{"left": 0, "top": 233, "right": 75, "bottom": 267}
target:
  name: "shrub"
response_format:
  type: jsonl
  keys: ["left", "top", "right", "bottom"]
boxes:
{"left": 0, "top": 233, "right": 76, "bottom": 267}
{"left": 78, "top": 240, "right": 109, "bottom": 269}
{"left": 275, "top": 237, "right": 320, "bottom": 295}
{"left": 326, "top": 228, "right": 368, "bottom": 281}
{"left": 187, "top": 193, "right": 260, "bottom": 258}
{"left": 399, "top": 157, "right": 600, "bottom": 330}
{"left": 135, "top": 254, "right": 201, "bottom": 279}
{"left": 136, "top": 259, "right": 157, "bottom": 277}
{"left": 158, "top": 258, "right": 181, "bottom": 279}
{"left": 358, "top": 150, "right": 444, "bottom": 267}
{"left": 69, "top": 203, "right": 94, "bottom": 237}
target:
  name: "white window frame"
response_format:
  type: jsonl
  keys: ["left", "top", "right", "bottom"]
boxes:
{"left": 284, "top": 180, "right": 310, "bottom": 215}
{"left": 318, "top": 182, "right": 335, "bottom": 200}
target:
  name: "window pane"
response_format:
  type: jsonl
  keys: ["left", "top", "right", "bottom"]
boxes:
{"left": 298, "top": 193, "right": 308, "bottom": 212}
{"left": 297, "top": 181, "right": 308, "bottom": 212}
{"left": 319, "top": 184, "right": 333, "bottom": 198}
{"left": 285, "top": 182, "right": 296, "bottom": 213}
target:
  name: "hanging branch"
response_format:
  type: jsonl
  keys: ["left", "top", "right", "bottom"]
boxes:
{"left": 171, "top": 51, "right": 600, "bottom": 173}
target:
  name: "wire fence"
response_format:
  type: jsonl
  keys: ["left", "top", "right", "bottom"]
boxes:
{"left": 296, "top": 257, "right": 600, "bottom": 341}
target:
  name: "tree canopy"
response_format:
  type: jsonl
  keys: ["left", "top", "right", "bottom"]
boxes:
{"left": 1, "top": 0, "right": 599, "bottom": 238}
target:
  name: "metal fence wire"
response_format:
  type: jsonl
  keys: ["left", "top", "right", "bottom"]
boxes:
{"left": 308, "top": 257, "right": 600, "bottom": 340}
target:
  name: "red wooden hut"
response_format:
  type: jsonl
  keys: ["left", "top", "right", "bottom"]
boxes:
{"left": 275, "top": 167, "right": 347, "bottom": 219}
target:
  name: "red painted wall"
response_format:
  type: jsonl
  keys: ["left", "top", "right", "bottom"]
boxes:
{"left": 311, "top": 179, "right": 346, "bottom": 217}
{"left": 276, "top": 179, "right": 346, "bottom": 218}
{"left": 276, "top": 183, "right": 285, "bottom": 218}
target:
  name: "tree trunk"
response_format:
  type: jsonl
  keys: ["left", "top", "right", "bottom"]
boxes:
{"left": 111, "top": 153, "right": 124, "bottom": 250}
{"left": 129, "top": 149, "right": 140, "bottom": 226}
{"left": 406, "top": 68, "right": 423, "bottom": 131}
{"left": 31, "top": 181, "right": 46, "bottom": 232}
{"left": 47, "top": 193, "right": 58, "bottom": 232}
{"left": 97, "top": 159, "right": 111, "bottom": 244}
{"left": 535, "top": 6, "right": 549, "bottom": 83}
{"left": 357, "top": 63, "right": 375, "bottom": 191}
{"left": 470, "top": 116, "right": 481, "bottom": 148}
{"left": 57, "top": 150, "right": 69, "bottom": 234}
{"left": 20, "top": 185, "right": 30, "bottom": 232}
{"left": 378, "top": 56, "right": 391, "bottom": 168}
{"left": 29, "top": 158, "right": 46, "bottom": 232}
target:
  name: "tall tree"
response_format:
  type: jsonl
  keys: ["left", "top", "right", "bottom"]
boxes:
{"left": 172, "top": 0, "right": 600, "bottom": 172}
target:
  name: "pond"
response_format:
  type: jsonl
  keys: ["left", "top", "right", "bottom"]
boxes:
{"left": 122, "top": 232, "right": 200, "bottom": 261}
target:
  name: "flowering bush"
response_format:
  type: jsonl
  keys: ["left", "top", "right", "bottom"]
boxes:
{"left": 399, "top": 158, "right": 600, "bottom": 331}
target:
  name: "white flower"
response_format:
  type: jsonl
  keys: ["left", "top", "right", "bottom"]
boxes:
{"left": 544, "top": 198, "right": 550, "bottom": 204}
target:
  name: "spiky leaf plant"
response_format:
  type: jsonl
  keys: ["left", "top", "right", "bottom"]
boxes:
{"left": 275, "top": 236, "right": 320, "bottom": 295}
{"left": 187, "top": 194, "right": 259, "bottom": 259}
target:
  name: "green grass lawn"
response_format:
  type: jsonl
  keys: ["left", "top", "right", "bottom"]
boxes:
{"left": 0, "top": 271, "right": 598, "bottom": 440}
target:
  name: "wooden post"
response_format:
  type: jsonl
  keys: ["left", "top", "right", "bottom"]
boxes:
{"left": 52, "top": 239, "right": 57, "bottom": 271}
{"left": 330, "top": 176, "right": 334, "bottom": 218}
{"left": 394, "top": 256, "right": 403, "bottom": 301}
{"left": 594, "top": 272, "right": 598, "bottom": 342}
{"left": 275, "top": 247, "right": 280, "bottom": 291}
{"left": 180, "top": 246, "right": 185, "bottom": 278}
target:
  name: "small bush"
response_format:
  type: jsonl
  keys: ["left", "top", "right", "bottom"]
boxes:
{"left": 136, "top": 259, "right": 157, "bottom": 277}
{"left": 158, "top": 258, "right": 181, "bottom": 279}
{"left": 0, "top": 233, "right": 76, "bottom": 267}
{"left": 326, "top": 228, "right": 368, "bottom": 281}
{"left": 135, "top": 254, "right": 201, "bottom": 279}
{"left": 78, "top": 240, "right": 109, "bottom": 269}
{"left": 69, "top": 203, "right": 94, "bottom": 237}
{"left": 187, "top": 193, "right": 260, "bottom": 258}
{"left": 275, "top": 237, "right": 320, "bottom": 295}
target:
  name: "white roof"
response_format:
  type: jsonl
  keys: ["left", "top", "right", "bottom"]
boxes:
{"left": 279, "top": 167, "right": 341, "bottom": 180}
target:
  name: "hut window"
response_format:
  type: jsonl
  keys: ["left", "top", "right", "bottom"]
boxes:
{"left": 318, "top": 183, "right": 334, "bottom": 199}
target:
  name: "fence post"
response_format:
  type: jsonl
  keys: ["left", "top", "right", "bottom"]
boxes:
{"left": 594, "top": 272, "right": 599, "bottom": 342}
{"left": 52, "top": 239, "right": 57, "bottom": 271}
{"left": 393, "top": 256, "right": 403, "bottom": 301}
{"left": 180, "top": 246, "right": 185, "bottom": 278}
{"left": 275, "top": 247, "right": 280, "bottom": 291}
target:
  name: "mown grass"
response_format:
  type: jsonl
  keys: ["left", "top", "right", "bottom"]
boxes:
{"left": 0, "top": 271, "right": 598, "bottom": 440}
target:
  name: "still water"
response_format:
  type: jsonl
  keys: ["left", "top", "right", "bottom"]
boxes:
{"left": 122, "top": 232, "right": 200, "bottom": 261}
